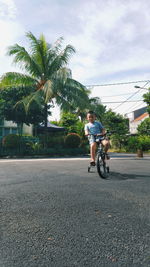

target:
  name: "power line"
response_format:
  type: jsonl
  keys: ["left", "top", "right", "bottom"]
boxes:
{"left": 122, "top": 81, "right": 150, "bottom": 113}
{"left": 125, "top": 103, "right": 146, "bottom": 114}
{"left": 112, "top": 89, "right": 142, "bottom": 110}
{"left": 102, "top": 100, "right": 143, "bottom": 104}
{"left": 101, "top": 92, "right": 140, "bottom": 98}
{"left": 86, "top": 79, "right": 150, "bottom": 87}
{"left": 124, "top": 101, "right": 145, "bottom": 114}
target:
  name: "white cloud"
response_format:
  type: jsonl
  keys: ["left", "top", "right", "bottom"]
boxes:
{"left": 62, "top": 0, "right": 150, "bottom": 85}
{"left": 0, "top": 0, "right": 150, "bottom": 119}
{"left": 0, "top": 0, "right": 17, "bottom": 19}
{"left": 0, "top": 0, "right": 24, "bottom": 74}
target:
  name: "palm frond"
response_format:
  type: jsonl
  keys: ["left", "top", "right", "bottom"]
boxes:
{"left": 51, "top": 37, "right": 64, "bottom": 53}
{"left": 55, "top": 93, "right": 75, "bottom": 112}
{"left": 54, "top": 67, "right": 71, "bottom": 84}
{"left": 48, "top": 45, "right": 75, "bottom": 77}
{"left": 0, "top": 72, "right": 38, "bottom": 88}
{"left": 7, "top": 44, "right": 42, "bottom": 78}
{"left": 43, "top": 80, "right": 54, "bottom": 103}
{"left": 46, "top": 37, "right": 64, "bottom": 74}
{"left": 15, "top": 89, "right": 44, "bottom": 113}
{"left": 26, "top": 31, "right": 48, "bottom": 76}
{"left": 66, "top": 78, "right": 89, "bottom": 93}
{"left": 54, "top": 77, "right": 90, "bottom": 112}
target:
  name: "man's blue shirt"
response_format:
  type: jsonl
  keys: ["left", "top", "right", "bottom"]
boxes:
{"left": 84, "top": 121, "right": 104, "bottom": 135}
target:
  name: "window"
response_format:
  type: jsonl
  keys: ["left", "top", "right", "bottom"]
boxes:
{"left": 4, "top": 128, "right": 11, "bottom": 136}
{"left": 12, "top": 128, "right": 18, "bottom": 134}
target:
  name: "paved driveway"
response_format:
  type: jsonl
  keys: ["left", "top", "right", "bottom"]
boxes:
{"left": 0, "top": 154, "right": 150, "bottom": 267}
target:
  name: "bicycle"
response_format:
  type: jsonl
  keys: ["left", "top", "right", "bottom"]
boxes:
{"left": 88, "top": 134, "right": 110, "bottom": 179}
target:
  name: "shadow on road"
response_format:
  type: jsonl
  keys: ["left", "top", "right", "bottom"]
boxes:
{"left": 111, "top": 158, "right": 150, "bottom": 161}
{"left": 109, "top": 172, "right": 150, "bottom": 180}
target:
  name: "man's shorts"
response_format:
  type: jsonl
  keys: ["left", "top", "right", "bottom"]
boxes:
{"left": 88, "top": 135, "right": 105, "bottom": 145}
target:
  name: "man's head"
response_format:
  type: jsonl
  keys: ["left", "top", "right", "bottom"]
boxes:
{"left": 87, "top": 111, "right": 96, "bottom": 123}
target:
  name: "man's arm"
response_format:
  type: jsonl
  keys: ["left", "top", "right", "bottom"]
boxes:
{"left": 84, "top": 124, "right": 89, "bottom": 136}
{"left": 85, "top": 129, "right": 89, "bottom": 136}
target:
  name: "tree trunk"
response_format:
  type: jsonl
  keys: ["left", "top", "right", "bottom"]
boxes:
{"left": 137, "top": 149, "right": 143, "bottom": 158}
{"left": 44, "top": 104, "right": 48, "bottom": 132}
{"left": 33, "top": 124, "right": 37, "bottom": 136}
{"left": 44, "top": 104, "right": 48, "bottom": 148}
{"left": 18, "top": 122, "right": 23, "bottom": 136}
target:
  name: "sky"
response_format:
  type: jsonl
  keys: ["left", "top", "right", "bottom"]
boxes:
{"left": 0, "top": 0, "right": 150, "bottom": 120}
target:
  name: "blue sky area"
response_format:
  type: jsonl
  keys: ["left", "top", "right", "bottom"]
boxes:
{"left": 0, "top": 0, "right": 149, "bottom": 118}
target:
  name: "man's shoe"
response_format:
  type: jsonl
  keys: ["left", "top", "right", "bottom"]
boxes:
{"left": 90, "top": 161, "right": 96, "bottom": 166}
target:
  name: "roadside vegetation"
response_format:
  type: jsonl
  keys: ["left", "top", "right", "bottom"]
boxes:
{"left": 0, "top": 31, "right": 149, "bottom": 157}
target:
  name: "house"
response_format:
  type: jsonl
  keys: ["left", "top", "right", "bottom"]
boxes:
{"left": 0, "top": 118, "right": 65, "bottom": 139}
{"left": 129, "top": 107, "right": 149, "bottom": 134}
{"left": 37, "top": 122, "right": 65, "bottom": 134}
{"left": 0, "top": 118, "right": 33, "bottom": 138}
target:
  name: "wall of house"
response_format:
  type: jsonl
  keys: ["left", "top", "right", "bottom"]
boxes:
{"left": 22, "top": 124, "right": 33, "bottom": 135}
{"left": 0, "top": 119, "right": 33, "bottom": 137}
{"left": 129, "top": 115, "right": 149, "bottom": 134}
{"left": 4, "top": 120, "right": 17, "bottom": 127}
{"left": 130, "top": 121, "right": 141, "bottom": 134}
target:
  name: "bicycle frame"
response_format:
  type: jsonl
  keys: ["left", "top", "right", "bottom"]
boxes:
{"left": 88, "top": 135, "right": 110, "bottom": 178}
{"left": 97, "top": 143, "right": 104, "bottom": 159}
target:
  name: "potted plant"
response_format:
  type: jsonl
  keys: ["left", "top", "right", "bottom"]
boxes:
{"left": 137, "top": 144, "right": 143, "bottom": 158}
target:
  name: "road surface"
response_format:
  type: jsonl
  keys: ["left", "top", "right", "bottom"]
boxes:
{"left": 0, "top": 154, "right": 150, "bottom": 266}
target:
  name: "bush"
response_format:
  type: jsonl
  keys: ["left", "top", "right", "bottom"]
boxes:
{"left": 126, "top": 135, "right": 150, "bottom": 152}
{"left": 76, "top": 121, "right": 85, "bottom": 138}
{"left": 137, "top": 118, "right": 150, "bottom": 136}
{"left": 59, "top": 112, "right": 79, "bottom": 134}
{"left": 2, "top": 134, "right": 21, "bottom": 149}
{"left": 64, "top": 133, "right": 81, "bottom": 148}
{"left": 39, "top": 134, "right": 65, "bottom": 148}
{"left": 138, "top": 135, "right": 150, "bottom": 151}
{"left": 21, "top": 135, "right": 39, "bottom": 144}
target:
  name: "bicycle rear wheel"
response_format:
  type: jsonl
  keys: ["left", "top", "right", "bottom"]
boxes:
{"left": 96, "top": 154, "right": 109, "bottom": 179}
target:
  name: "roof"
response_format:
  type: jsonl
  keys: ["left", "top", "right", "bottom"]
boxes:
{"left": 37, "top": 122, "right": 65, "bottom": 132}
{"left": 133, "top": 112, "right": 149, "bottom": 122}
{"left": 47, "top": 122, "right": 65, "bottom": 129}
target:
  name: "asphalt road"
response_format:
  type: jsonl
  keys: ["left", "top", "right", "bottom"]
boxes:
{"left": 0, "top": 154, "right": 150, "bottom": 267}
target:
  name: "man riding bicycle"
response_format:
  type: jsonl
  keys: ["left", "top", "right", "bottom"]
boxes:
{"left": 84, "top": 111, "right": 110, "bottom": 166}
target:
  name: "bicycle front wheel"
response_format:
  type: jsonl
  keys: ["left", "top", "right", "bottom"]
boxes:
{"left": 96, "top": 155, "right": 109, "bottom": 179}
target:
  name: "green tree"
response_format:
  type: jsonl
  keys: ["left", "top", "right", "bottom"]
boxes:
{"left": 143, "top": 89, "right": 150, "bottom": 115}
{"left": 0, "top": 86, "right": 50, "bottom": 134}
{"left": 0, "top": 32, "right": 89, "bottom": 132}
{"left": 89, "top": 97, "right": 106, "bottom": 122}
{"left": 137, "top": 118, "right": 150, "bottom": 136}
{"left": 59, "top": 112, "right": 79, "bottom": 133}
{"left": 103, "top": 109, "right": 129, "bottom": 149}
{"left": 69, "top": 96, "right": 106, "bottom": 122}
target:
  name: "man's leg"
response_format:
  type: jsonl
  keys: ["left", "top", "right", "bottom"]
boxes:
{"left": 90, "top": 142, "right": 97, "bottom": 163}
{"left": 101, "top": 139, "right": 110, "bottom": 159}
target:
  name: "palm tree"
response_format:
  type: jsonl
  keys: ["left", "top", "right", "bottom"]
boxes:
{"left": 0, "top": 32, "right": 89, "bottom": 131}
{"left": 69, "top": 96, "right": 106, "bottom": 122}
